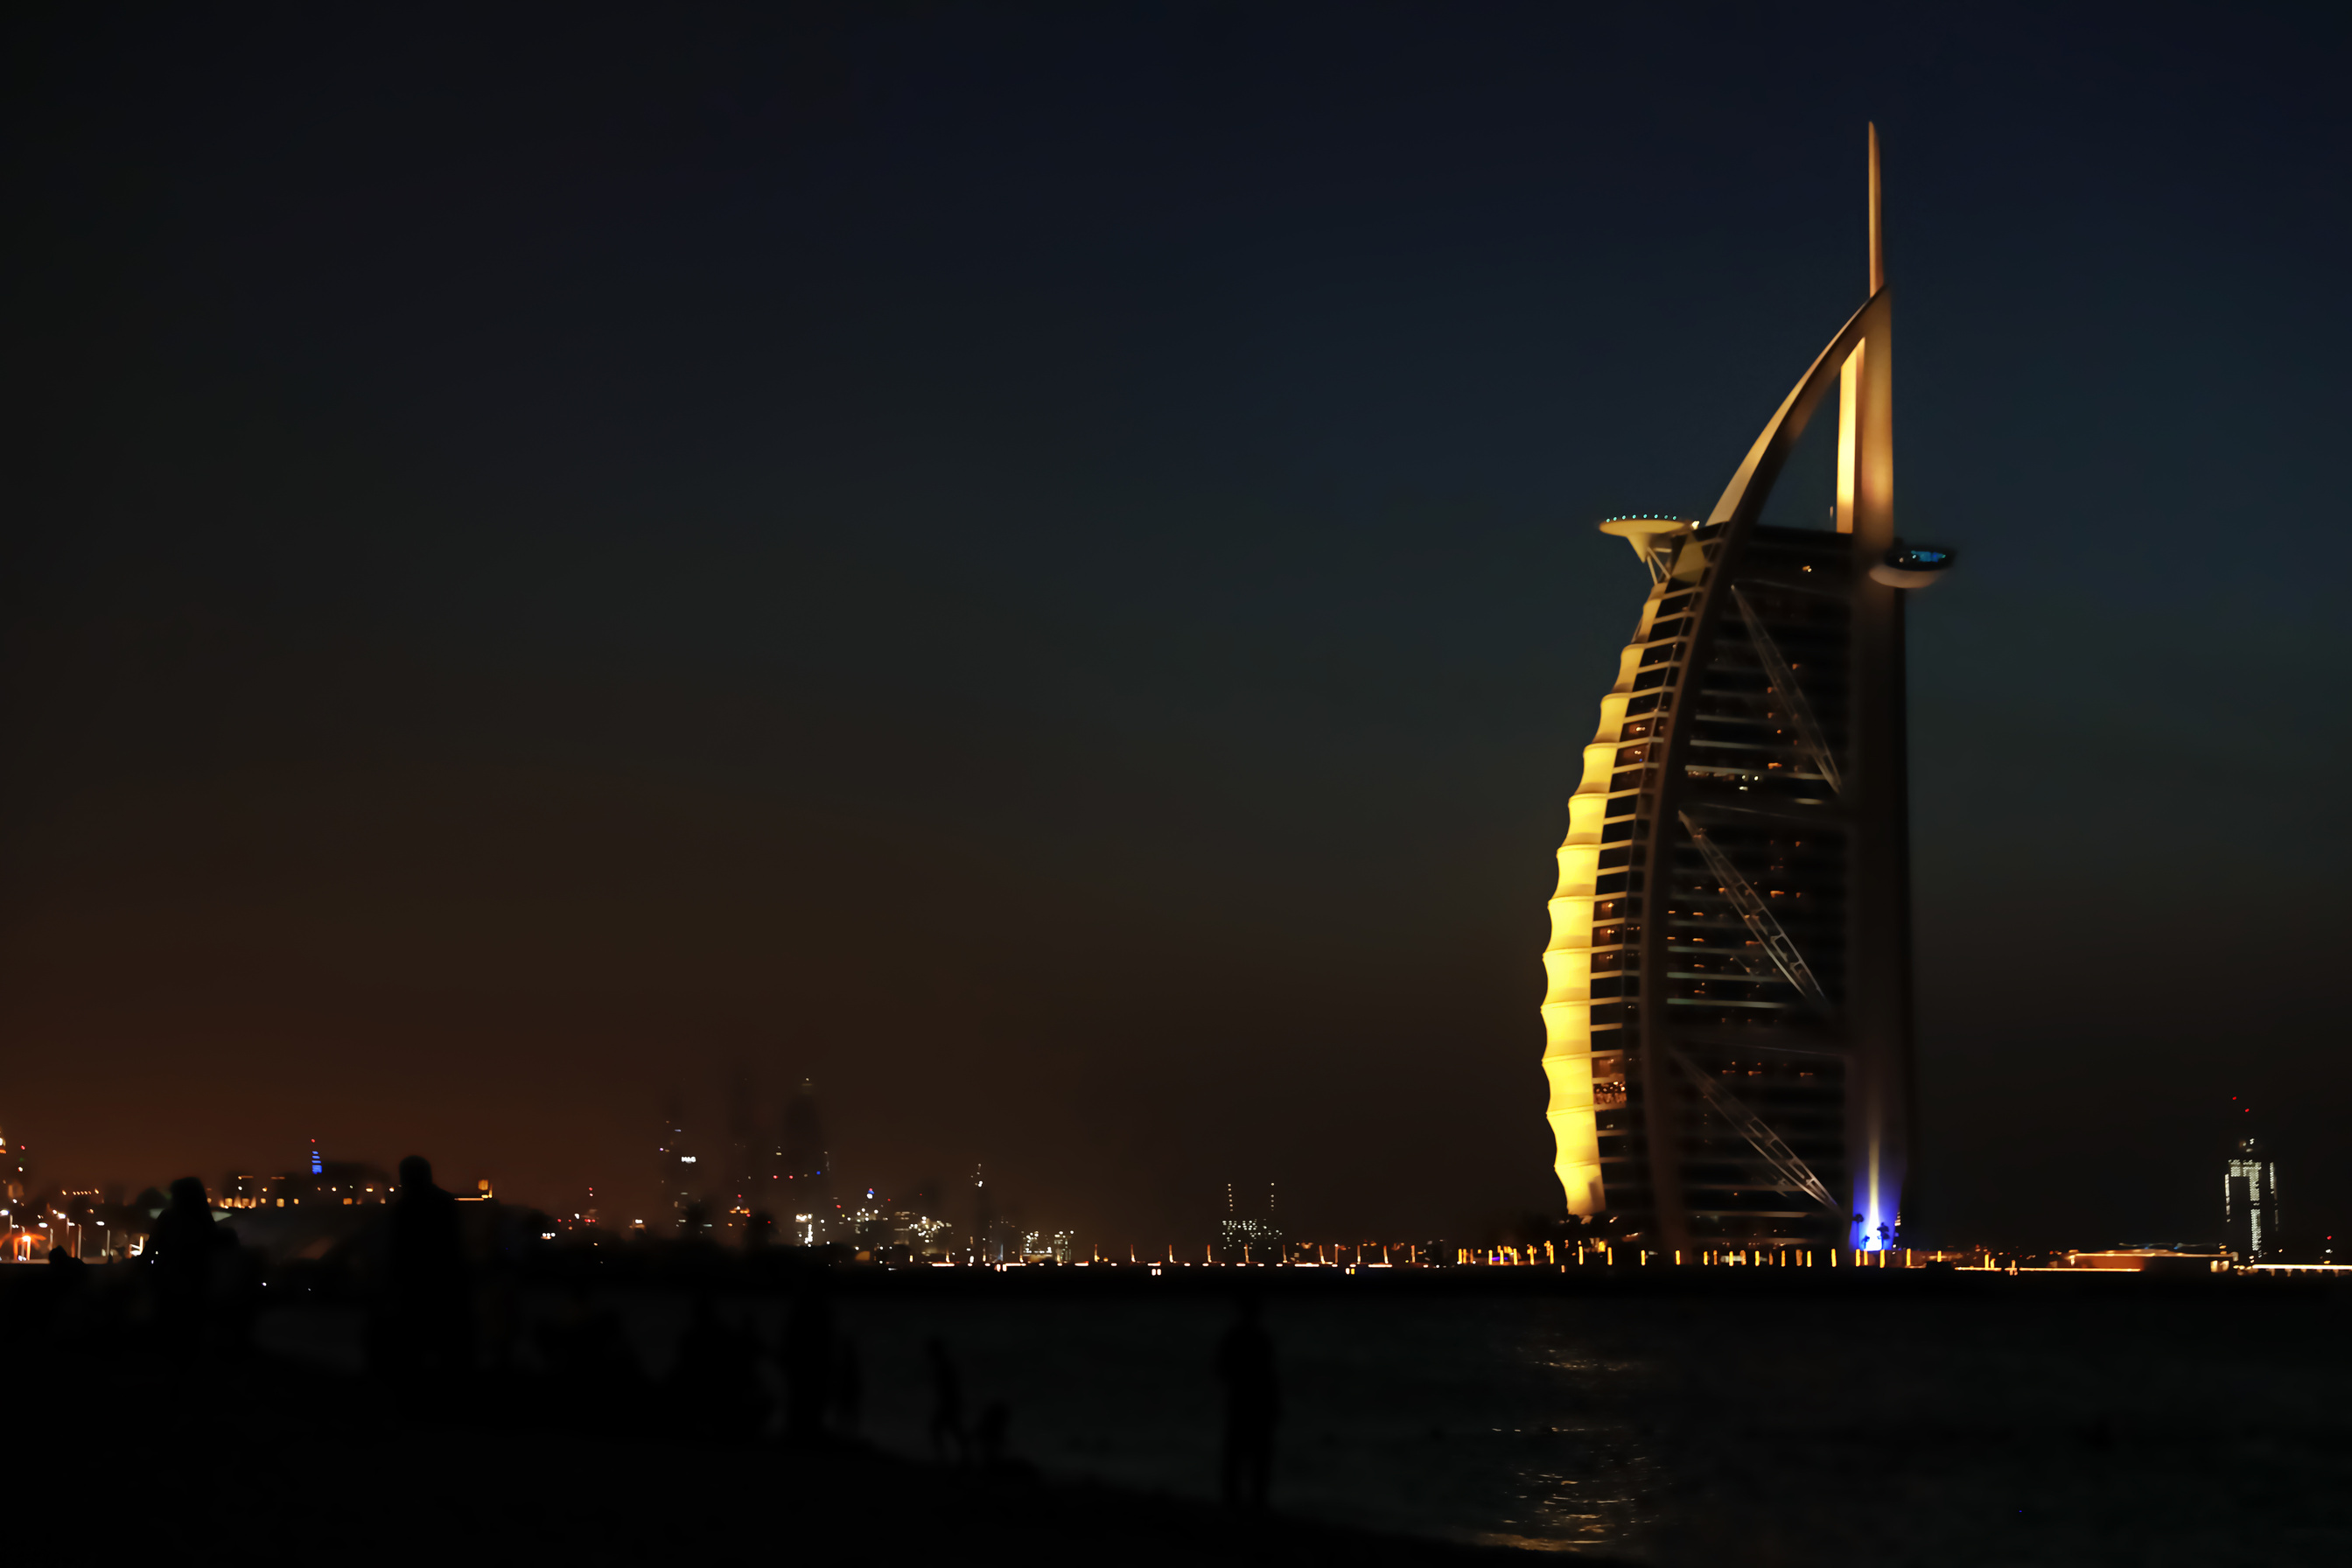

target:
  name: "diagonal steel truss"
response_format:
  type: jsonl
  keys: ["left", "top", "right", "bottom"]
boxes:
{"left": 1669, "top": 1047, "right": 1838, "bottom": 1210}
{"left": 1677, "top": 811, "right": 1829, "bottom": 1005}
{"left": 1730, "top": 584, "right": 1843, "bottom": 794}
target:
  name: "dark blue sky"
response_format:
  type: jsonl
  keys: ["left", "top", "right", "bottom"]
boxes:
{"left": 5, "top": 3, "right": 2346, "bottom": 1246}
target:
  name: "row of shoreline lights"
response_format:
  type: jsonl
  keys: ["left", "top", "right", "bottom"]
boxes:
{"left": 1465, "top": 1245, "right": 1954, "bottom": 1267}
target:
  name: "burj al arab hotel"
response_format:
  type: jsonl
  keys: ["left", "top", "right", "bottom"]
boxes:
{"left": 1541, "top": 128, "right": 1951, "bottom": 1254}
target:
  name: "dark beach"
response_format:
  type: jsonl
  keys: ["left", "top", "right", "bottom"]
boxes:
{"left": 13, "top": 1258, "right": 2348, "bottom": 1565}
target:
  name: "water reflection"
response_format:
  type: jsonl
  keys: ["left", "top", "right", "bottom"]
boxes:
{"left": 820, "top": 1293, "right": 1668, "bottom": 1553}
{"left": 242, "top": 1281, "right": 2351, "bottom": 1563}
{"left": 813, "top": 1288, "right": 2348, "bottom": 1563}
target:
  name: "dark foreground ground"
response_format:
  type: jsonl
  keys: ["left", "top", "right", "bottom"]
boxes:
{"left": 19, "top": 1349, "right": 1534, "bottom": 1567}
{"left": 11, "top": 1262, "right": 2352, "bottom": 1564}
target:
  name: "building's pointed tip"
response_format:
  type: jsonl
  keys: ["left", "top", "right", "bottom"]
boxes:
{"left": 1867, "top": 123, "right": 1885, "bottom": 295}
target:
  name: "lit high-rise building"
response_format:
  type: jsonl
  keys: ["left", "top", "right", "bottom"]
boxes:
{"left": 778, "top": 1078, "right": 826, "bottom": 1189}
{"left": 2223, "top": 1138, "right": 2278, "bottom": 1262}
{"left": 775, "top": 1077, "right": 830, "bottom": 1243}
{"left": 1217, "top": 1180, "right": 1281, "bottom": 1262}
{"left": 1541, "top": 128, "right": 1950, "bottom": 1254}
{"left": 658, "top": 1101, "right": 697, "bottom": 1223}
{"left": 724, "top": 1061, "right": 760, "bottom": 1233}
{"left": 1, "top": 1130, "right": 27, "bottom": 1239}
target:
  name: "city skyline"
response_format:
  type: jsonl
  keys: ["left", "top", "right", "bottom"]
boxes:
{"left": 8, "top": 1082, "right": 2321, "bottom": 1262}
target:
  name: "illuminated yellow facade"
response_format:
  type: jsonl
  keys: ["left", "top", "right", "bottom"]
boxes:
{"left": 1543, "top": 521, "right": 1697, "bottom": 1216}
{"left": 1543, "top": 129, "right": 1945, "bottom": 1250}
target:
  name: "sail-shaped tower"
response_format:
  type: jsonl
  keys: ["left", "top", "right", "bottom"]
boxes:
{"left": 1542, "top": 128, "right": 1950, "bottom": 1254}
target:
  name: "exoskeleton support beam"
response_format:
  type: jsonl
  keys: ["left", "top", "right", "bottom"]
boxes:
{"left": 1730, "top": 584, "right": 1843, "bottom": 795}
{"left": 1670, "top": 1047, "right": 1838, "bottom": 1210}
{"left": 1677, "top": 811, "right": 1829, "bottom": 1006}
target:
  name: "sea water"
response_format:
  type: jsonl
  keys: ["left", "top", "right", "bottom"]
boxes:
{"left": 257, "top": 1280, "right": 2352, "bottom": 1564}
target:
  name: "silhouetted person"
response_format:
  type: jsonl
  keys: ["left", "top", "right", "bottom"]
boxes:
{"left": 926, "top": 1336, "right": 967, "bottom": 1463}
{"left": 831, "top": 1333, "right": 864, "bottom": 1435}
{"left": 26, "top": 1246, "right": 89, "bottom": 1362}
{"left": 385, "top": 1154, "right": 472, "bottom": 1379}
{"left": 781, "top": 1272, "right": 836, "bottom": 1442}
{"left": 1215, "top": 1293, "right": 1278, "bottom": 1508}
{"left": 206, "top": 1226, "right": 262, "bottom": 1361}
{"left": 973, "top": 1400, "right": 1012, "bottom": 1472}
{"left": 146, "top": 1177, "right": 217, "bottom": 1362}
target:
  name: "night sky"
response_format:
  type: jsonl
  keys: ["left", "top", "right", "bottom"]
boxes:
{"left": 5, "top": 4, "right": 2346, "bottom": 1250}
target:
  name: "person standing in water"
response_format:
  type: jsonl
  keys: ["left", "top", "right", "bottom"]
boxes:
{"left": 1215, "top": 1292, "right": 1278, "bottom": 1508}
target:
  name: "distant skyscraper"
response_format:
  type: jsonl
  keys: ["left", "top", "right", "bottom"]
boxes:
{"left": 1, "top": 1130, "right": 27, "bottom": 1223}
{"left": 724, "top": 1062, "right": 759, "bottom": 1232}
{"left": 1540, "top": 127, "right": 1951, "bottom": 1254}
{"left": 2224, "top": 1138, "right": 2279, "bottom": 1261}
{"left": 658, "top": 1100, "right": 697, "bottom": 1222}
{"left": 972, "top": 1161, "right": 996, "bottom": 1263}
{"left": 779, "top": 1078, "right": 825, "bottom": 1186}
{"left": 775, "top": 1077, "right": 829, "bottom": 1242}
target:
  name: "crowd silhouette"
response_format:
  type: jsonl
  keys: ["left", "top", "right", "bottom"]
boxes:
{"left": 6, "top": 1158, "right": 1291, "bottom": 1522}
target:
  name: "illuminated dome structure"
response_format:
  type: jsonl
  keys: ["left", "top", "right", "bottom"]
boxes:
{"left": 1542, "top": 127, "right": 1950, "bottom": 1253}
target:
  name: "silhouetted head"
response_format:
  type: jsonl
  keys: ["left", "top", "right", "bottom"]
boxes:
{"left": 169, "top": 1176, "right": 207, "bottom": 1213}
{"left": 399, "top": 1155, "right": 433, "bottom": 1191}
